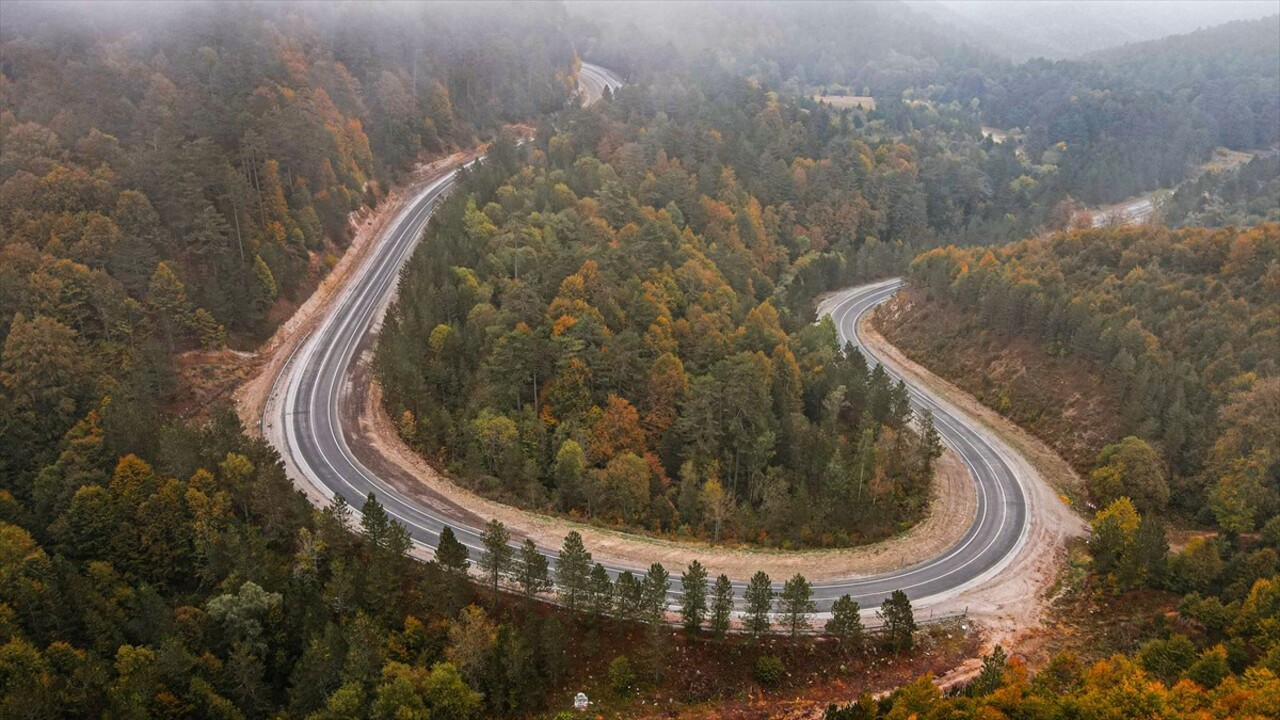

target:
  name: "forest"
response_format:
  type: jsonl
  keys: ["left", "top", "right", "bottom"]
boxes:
{"left": 0, "top": 3, "right": 588, "bottom": 718}
{"left": 0, "top": 1, "right": 574, "bottom": 481}
{"left": 375, "top": 108, "right": 940, "bottom": 547}
{"left": 1163, "top": 153, "right": 1280, "bottom": 228}
{"left": 862, "top": 222, "right": 1280, "bottom": 717}
{"left": 906, "top": 224, "right": 1279, "bottom": 528}
{"left": 3, "top": 0, "right": 1280, "bottom": 717}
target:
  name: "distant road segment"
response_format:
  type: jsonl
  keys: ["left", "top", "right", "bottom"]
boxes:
{"left": 578, "top": 62, "right": 624, "bottom": 105}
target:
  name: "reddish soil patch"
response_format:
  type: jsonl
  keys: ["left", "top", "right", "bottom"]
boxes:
{"left": 539, "top": 616, "right": 977, "bottom": 719}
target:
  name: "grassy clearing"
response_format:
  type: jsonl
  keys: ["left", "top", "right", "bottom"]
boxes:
{"left": 813, "top": 94, "right": 876, "bottom": 110}
{"left": 1201, "top": 147, "right": 1254, "bottom": 173}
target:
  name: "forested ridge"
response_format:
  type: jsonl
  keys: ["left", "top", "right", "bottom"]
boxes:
{"left": 965, "top": 15, "right": 1279, "bottom": 204}
{"left": 376, "top": 85, "right": 945, "bottom": 547}
{"left": 375, "top": 10, "right": 1280, "bottom": 548}
{"left": 844, "top": 223, "right": 1280, "bottom": 717}
{"left": 907, "top": 224, "right": 1279, "bottom": 525}
{"left": 1164, "top": 153, "right": 1280, "bottom": 229}
{"left": 0, "top": 1, "right": 574, "bottom": 479}
{"left": 579, "top": 4, "right": 1280, "bottom": 206}
{"left": 0, "top": 3, "right": 590, "bottom": 718}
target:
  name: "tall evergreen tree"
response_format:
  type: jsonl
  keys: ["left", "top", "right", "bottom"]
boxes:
{"left": 642, "top": 562, "right": 671, "bottom": 619}
{"left": 968, "top": 645, "right": 1009, "bottom": 697}
{"left": 478, "top": 519, "right": 513, "bottom": 608}
{"left": 878, "top": 590, "right": 917, "bottom": 652}
{"left": 919, "top": 408, "right": 943, "bottom": 470}
{"left": 555, "top": 531, "right": 591, "bottom": 612}
{"left": 744, "top": 571, "right": 774, "bottom": 638}
{"left": 515, "top": 538, "right": 552, "bottom": 600}
{"left": 777, "top": 573, "right": 815, "bottom": 640}
{"left": 360, "top": 493, "right": 391, "bottom": 547}
{"left": 614, "top": 571, "right": 645, "bottom": 622}
{"left": 680, "top": 560, "right": 709, "bottom": 633}
{"left": 435, "top": 525, "right": 470, "bottom": 575}
{"left": 710, "top": 574, "right": 734, "bottom": 641}
{"left": 825, "top": 595, "right": 865, "bottom": 651}
{"left": 587, "top": 563, "right": 614, "bottom": 618}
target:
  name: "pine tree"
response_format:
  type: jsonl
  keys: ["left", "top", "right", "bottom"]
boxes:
{"left": 360, "top": 493, "right": 411, "bottom": 606}
{"left": 252, "top": 254, "right": 278, "bottom": 315}
{"left": 919, "top": 408, "right": 943, "bottom": 470}
{"left": 643, "top": 563, "right": 671, "bottom": 616}
{"left": 360, "top": 493, "right": 391, "bottom": 547}
{"left": 435, "top": 525, "right": 470, "bottom": 575}
{"left": 515, "top": 538, "right": 552, "bottom": 599}
{"left": 778, "top": 573, "right": 815, "bottom": 640}
{"left": 614, "top": 571, "right": 645, "bottom": 622}
{"left": 878, "top": 590, "right": 916, "bottom": 652}
{"left": 111, "top": 190, "right": 162, "bottom": 294}
{"left": 478, "top": 519, "right": 513, "bottom": 608}
{"left": 710, "top": 574, "right": 734, "bottom": 640}
{"left": 147, "top": 261, "right": 194, "bottom": 349}
{"left": 639, "top": 613, "right": 669, "bottom": 685}
{"left": 639, "top": 563, "right": 672, "bottom": 683}
{"left": 587, "top": 563, "right": 614, "bottom": 618}
{"left": 968, "top": 645, "right": 1008, "bottom": 696}
{"left": 384, "top": 518, "right": 412, "bottom": 559}
{"left": 744, "top": 571, "right": 774, "bottom": 638}
{"left": 191, "top": 308, "right": 226, "bottom": 349}
{"left": 890, "top": 379, "right": 912, "bottom": 427}
{"left": 555, "top": 531, "right": 591, "bottom": 612}
{"left": 825, "top": 595, "right": 865, "bottom": 651}
{"left": 319, "top": 494, "right": 355, "bottom": 552}
{"left": 680, "top": 560, "right": 709, "bottom": 633}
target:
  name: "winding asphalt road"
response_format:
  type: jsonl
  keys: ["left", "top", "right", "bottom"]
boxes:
{"left": 263, "top": 67, "right": 1030, "bottom": 615}
{"left": 578, "top": 62, "right": 624, "bottom": 105}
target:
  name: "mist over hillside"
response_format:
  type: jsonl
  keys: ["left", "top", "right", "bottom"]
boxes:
{"left": 910, "top": 0, "right": 1280, "bottom": 60}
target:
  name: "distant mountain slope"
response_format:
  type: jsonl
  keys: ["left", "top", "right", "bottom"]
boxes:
{"left": 1091, "top": 16, "right": 1280, "bottom": 149}
{"left": 910, "top": 0, "right": 1279, "bottom": 60}
{"left": 1091, "top": 14, "right": 1280, "bottom": 82}
{"left": 569, "top": 0, "right": 1002, "bottom": 93}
